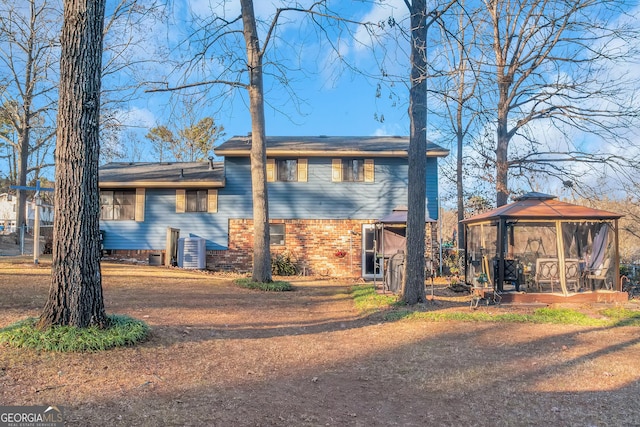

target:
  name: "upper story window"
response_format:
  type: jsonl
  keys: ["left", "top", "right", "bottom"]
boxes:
{"left": 277, "top": 159, "right": 298, "bottom": 182}
{"left": 267, "top": 158, "right": 308, "bottom": 182}
{"left": 176, "top": 189, "right": 218, "bottom": 213}
{"left": 186, "top": 190, "right": 208, "bottom": 212}
{"left": 342, "top": 159, "right": 365, "bottom": 182}
{"left": 100, "top": 190, "right": 136, "bottom": 220}
{"left": 332, "top": 158, "right": 374, "bottom": 182}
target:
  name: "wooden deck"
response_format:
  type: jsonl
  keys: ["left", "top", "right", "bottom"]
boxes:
{"left": 500, "top": 290, "right": 628, "bottom": 304}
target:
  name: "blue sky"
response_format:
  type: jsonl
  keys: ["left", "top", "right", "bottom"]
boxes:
{"left": 115, "top": 0, "right": 416, "bottom": 159}
{"left": 106, "top": 0, "right": 640, "bottom": 203}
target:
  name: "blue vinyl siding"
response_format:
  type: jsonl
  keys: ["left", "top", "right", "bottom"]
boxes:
{"left": 100, "top": 156, "right": 440, "bottom": 251}
{"left": 226, "top": 156, "right": 440, "bottom": 220}
{"left": 101, "top": 189, "right": 231, "bottom": 251}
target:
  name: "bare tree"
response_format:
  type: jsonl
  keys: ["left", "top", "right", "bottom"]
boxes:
{"left": 430, "top": 0, "right": 484, "bottom": 250}
{"left": 39, "top": 0, "right": 107, "bottom": 328}
{"left": 148, "top": 1, "right": 377, "bottom": 283}
{"left": 0, "top": 0, "right": 60, "bottom": 227}
{"left": 402, "top": 0, "right": 456, "bottom": 304}
{"left": 100, "top": 0, "right": 165, "bottom": 158}
{"left": 477, "top": 0, "right": 640, "bottom": 206}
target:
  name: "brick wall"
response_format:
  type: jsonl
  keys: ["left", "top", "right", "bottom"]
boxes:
{"left": 207, "top": 218, "right": 438, "bottom": 278}
{"left": 207, "top": 218, "right": 373, "bottom": 277}
{"left": 108, "top": 218, "right": 439, "bottom": 279}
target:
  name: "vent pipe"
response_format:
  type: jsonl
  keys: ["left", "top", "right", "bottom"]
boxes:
{"left": 208, "top": 156, "right": 214, "bottom": 170}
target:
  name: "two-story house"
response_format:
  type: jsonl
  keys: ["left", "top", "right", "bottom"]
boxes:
{"left": 98, "top": 135, "right": 449, "bottom": 278}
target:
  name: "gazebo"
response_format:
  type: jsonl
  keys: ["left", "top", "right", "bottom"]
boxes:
{"left": 461, "top": 192, "right": 627, "bottom": 303}
{"left": 374, "top": 206, "right": 436, "bottom": 293}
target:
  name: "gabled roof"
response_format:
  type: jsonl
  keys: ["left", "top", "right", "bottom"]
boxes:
{"left": 99, "top": 161, "right": 225, "bottom": 188}
{"left": 461, "top": 192, "right": 622, "bottom": 223}
{"left": 214, "top": 135, "right": 450, "bottom": 158}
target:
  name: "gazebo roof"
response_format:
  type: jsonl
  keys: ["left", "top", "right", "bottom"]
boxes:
{"left": 378, "top": 206, "right": 436, "bottom": 224}
{"left": 461, "top": 192, "right": 622, "bottom": 224}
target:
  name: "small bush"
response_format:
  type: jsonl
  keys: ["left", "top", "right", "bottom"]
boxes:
{"left": 271, "top": 251, "right": 298, "bottom": 276}
{"left": 0, "top": 314, "right": 150, "bottom": 352}
{"left": 235, "top": 278, "right": 293, "bottom": 292}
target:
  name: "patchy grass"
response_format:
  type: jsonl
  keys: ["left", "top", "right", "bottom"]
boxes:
{"left": 347, "top": 286, "right": 640, "bottom": 327}
{"left": 2, "top": 261, "right": 640, "bottom": 426}
{"left": 0, "top": 314, "right": 149, "bottom": 352}
{"left": 382, "top": 306, "right": 640, "bottom": 327}
{"left": 600, "top": 307, "right": 640, "bottom": 326}
{"left": 350, "top": 284, "right": 398, "bottom": 313}
{"left": 234, "top": 278, "right": 293, "bottom": 292}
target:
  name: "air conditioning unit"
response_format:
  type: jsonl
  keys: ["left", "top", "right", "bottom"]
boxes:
{"left": 177, "top": 237, "right": 206, "bottom": 269}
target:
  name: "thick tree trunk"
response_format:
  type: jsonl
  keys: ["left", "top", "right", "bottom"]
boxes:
{"left": 38, "top": 0, "right": 107, "bottom": 329}
{"left": 403, "top": 0, "right": 428, "bottom": 305}
{"left": 495, "top": 117, "right": 509, "bottom": 207}
{"left": 240, "top": 0, "right": 272, "bottom": 283}
{"left": 456, "top": 130, "right": 465, "bottom": 249}
{"left": 15, "top": 1, "right": 36, "bottom": 230}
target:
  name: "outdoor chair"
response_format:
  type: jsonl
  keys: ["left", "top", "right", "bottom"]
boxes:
{"left": 565, "top": 259, "right": 581, "bottom": 292}
{"left": 535, "top": 258, "right": 559, "bottom": 292}
{"left": 586, "top": 258, "right": 611, "bottom": 290}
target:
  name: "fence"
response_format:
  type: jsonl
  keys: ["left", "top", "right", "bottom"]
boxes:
{"left": 11, "top": 224, "right": 53, "bottom": 256}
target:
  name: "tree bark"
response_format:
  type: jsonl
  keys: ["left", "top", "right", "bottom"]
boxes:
{"left": 403, "top": 0, "right": 428, "bottom": 304}
{"left": 240, "top": 0, "right": 272, "bottom": 283}
{"left": 38, "top": 0, "right": 107, "bottom": 329}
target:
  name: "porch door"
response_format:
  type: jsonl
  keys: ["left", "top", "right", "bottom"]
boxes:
{"left": 362, "top": 224, "right": 382, "bottom": 280}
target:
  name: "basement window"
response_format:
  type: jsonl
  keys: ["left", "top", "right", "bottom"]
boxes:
{"left": 270, "top": 224, "right": 285, "bottom": 246}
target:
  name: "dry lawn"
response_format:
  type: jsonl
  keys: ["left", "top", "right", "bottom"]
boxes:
{"left": 1, "top": 257, "right": 640, "bottom": 426}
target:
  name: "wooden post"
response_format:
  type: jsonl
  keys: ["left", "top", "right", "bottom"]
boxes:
{"left": 33, "top": 195, "right": 41, "bottom": 264}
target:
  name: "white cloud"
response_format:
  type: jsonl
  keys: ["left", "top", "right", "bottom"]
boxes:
{"left": 117, "top": 107, "right": 157, "bottom": 129}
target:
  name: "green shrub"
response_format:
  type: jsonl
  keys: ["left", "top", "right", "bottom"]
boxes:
{"left": 235, "top": 278, "right": 293, "bottom": 292}
{"left": 271, "top": 251, "right": 298, "bottom": 276}
{"left": 0, "top": 314, "right": 149, "bottom": 352}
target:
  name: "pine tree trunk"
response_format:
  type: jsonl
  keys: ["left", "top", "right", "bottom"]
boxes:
{"left": 403, "top": 0, "right": 428, "bottom": 305}
{"left": 241, "top": 0, "right": 272, "bottom": 283}
{"left": 38, "top": 0, "right": 107, "bottom": 329}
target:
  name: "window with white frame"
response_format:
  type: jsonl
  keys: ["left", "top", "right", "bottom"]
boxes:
{"left": 270, "top": 223, "right": 285, "bottom": 245}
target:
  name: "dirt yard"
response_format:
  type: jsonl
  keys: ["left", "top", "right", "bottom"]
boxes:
{"left": 1, "top": 257, "right": 640, "bottom": 426}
